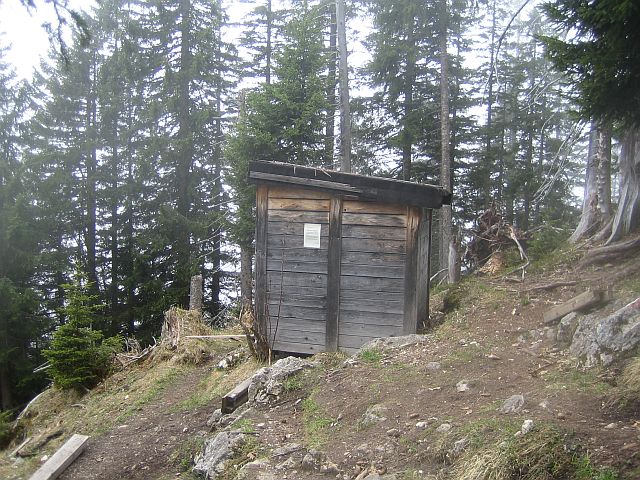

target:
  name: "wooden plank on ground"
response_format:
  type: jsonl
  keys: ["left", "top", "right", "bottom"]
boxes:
{"left": 542, "top": 289, "right": 609, "bottom": 324}
{"left": 221, "top": 377, "right": 252, "bottom": 414}
{"left": 29, "top": 434, "right": 89, "bottom": 480}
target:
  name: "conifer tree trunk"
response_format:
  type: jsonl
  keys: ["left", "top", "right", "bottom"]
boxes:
{"left": 608, "top": 127, "right": 640, "bottom": 243}
{"left": 84, "top": 55, "right": 99, "bottom": 292}
{"left": 175, "top": 0, "right": 194, "bottom": 306}
{"left": 324, "top": 7, "right": 337, "bottom": 169}
{"left": 439, "top": 0, "right": 453, "bottom": 281}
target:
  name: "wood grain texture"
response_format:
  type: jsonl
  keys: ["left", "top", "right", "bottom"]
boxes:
{"left": 342, "top": 224, "right": 406, "bottom": 240}
{"left": 342, "top": 237, "right": 405, "bottom": 254}
{"left": 268, "top": 221, "right": 329, "bottom": 237}
{"left": 255, "top": 185, "right": 269, "bottom": 338}
{"left": 340, "top": 275, "right": 404, "bottom": 292}
{"left": 268, "top": 210, "right": 329, "bottom": 224}
{"left": 403, "top": 207, "right": 420, "bottom": 335}
{"left": 326, "top": 196, "right": 343, "bottom": 351}
{"left": 268, "top": 198, "right": 331, "bottom": 212}
{"left": 342, "top": 200, "right": 406, "bottom": 215}
{"left": 268, "top": 186, "right": 332, "bottom": 200}
{"left": 342, "top": 212, "right": 406, "bottom": 227}
{"left": 339, "top": 309, "right": 403, "bottom": 326}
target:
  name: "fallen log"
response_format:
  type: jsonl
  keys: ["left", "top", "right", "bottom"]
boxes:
{"left": 543, "top": 289, "right": 611, "bottom": 325}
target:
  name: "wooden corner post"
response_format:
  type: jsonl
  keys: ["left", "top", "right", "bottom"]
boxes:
{"left": 403, "top": 207, "right": 421, "bottom": 334}
{"left": 255, "top": 185, "right": 269, "bottom": 343}
{"left": 326, "top": 195, "right": 343, "bottom": 351}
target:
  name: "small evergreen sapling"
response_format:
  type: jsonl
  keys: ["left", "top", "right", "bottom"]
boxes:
{"left": 44, "top": 271, "right": 122, "bottom": 391}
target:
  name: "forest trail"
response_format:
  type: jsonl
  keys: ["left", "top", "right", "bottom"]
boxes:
{"left": 58, "top": 364, "right": 215, "bottom": 480}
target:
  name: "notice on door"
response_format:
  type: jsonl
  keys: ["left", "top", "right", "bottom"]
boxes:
{"left": 303, "top": 223, "right": 321, "bottom": 248}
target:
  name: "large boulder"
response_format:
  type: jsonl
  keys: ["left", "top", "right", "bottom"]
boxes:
{"left": 248, "top": 356, "right": 316, "bottom": 403}
{"left": 193, "top": 430, "right": 245, "bottom": 479}
{"left": 570, "top": 297, "right": 640, "bottom": 366}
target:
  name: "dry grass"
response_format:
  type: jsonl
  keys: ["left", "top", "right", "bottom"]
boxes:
{"left": 605, "top": 355, "right": 640, "bottom": 413}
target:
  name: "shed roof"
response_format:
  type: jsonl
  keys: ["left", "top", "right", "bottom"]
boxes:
{"left": 248, "top": 161, "right": 452, "bottom": 209}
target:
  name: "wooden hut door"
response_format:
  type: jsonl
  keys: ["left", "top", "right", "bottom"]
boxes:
{"left": 264, "top": 187, "right": 332, "bottom": 354}
{"left": 335, "top": 199, "right": 408, "bottom": 352}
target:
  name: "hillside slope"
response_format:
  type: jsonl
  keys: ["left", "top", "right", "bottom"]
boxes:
{"left": 1, "top": 242, "right": 639, "bottom": 479}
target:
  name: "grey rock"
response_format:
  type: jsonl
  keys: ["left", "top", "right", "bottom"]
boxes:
{"left": 193, "top": 430, "right": 245, "bottom": 478}
{"left": 415, "top": 421, "right": 429, "bottom": 430}
{"left": 500, "top": 394, "right": 524, "bottom": 414}
{"left": 521, "top": 419, "right": 534, "bottom": 435}
{"left": 301, "top": 449, "right": 325, "bottom": 471}
{"left": 426, "top": 361, "right": 441, "bottom": 370}
{"left": 570, "top": 297, "right": 640, "bottom": 366}
{"left": 556, "top": 312, "right": 580, "bottom": 346}
{"left": 276, "top": 456, "right": 299, "bottom": 470}
{"left": 206, "top": 409, "right": 223, "bottom": 427}
{"left": 320, "top": 461, "right": 340, "bottom": 475}
{"left": 361, "top": 404, "right": 388, "bottom": 427}
{"left": 435, "top": 423, "right": 452, "bottom": 433}
{"left": 456, "top": 380, "right": 469, "bottom": 392}
{"left": 271, "top": 443, "right": 303, "bottom": 458}
{"left": 451, "top": 437, "right": 469, "bottom": 456}
{"left": 248, "top": 356, "right": 316, "bottom": 403}
{"left": 359, "top": 334, "right": 432, "bottom": 352}
{"left": 363, "top": 474, "right": 398, "bottom": 480}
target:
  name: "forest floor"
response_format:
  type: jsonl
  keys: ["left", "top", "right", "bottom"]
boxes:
{"left": 1, "top": 240, "right": 639, "bottom": 479}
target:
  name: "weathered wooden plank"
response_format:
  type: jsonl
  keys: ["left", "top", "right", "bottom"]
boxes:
{"left": 29, "top": 434, "right": 89, "bottom": 480}
{"left": 326, "top": 196, "right": 343, "bottom": 352}
{"left": 340, "top": 275, "right": 404, "bottom": 292}
{"left": 341, "top": 251, "right": 406, "bottom": 266}
{"left": 270, "top": 327, "right": 326, "bottom": 344}
{"left": 250, "top": 170, "right": 363, "bottom": 193}
{"left": 340, "top": 263, "right": 405, "bottom": 278}
{"left": 340, "top": 289, "right": 404, "bottom": 302}
{"left": 221, "top": 377, "right": 252, "bottom": 414}
{"left": 255, "top": 185, "right": 269, "bottom": 338}
{"left": 339, "top": 309, "right": 403, "bottom": 326}
{"left": 268, "top": 209, "right": 329, "bottom": 224}
{"left": 268, "top": 248, "right": 329, "bottom": 263}
{"left": 342, "top": 201, "right": 406, "bottom": 215}
{"left": 340, "top": 322, "right": 403, "bottom": 338}
{"left": 542, "top": 289, "right": 609, "bottom": 324}
{"left": 268, "top": 198, "right": 331, "bottom": 212}
{"left": 268, "top": 186, "right": 332, "bottom": 200}
{"left": 342, "top": 237, "right": 405, "bottom": 254}
{"left": 266, "top": 304, "right": 327, "bottom": 321}
{"left": 268, "top": 221, "right": 330, "bottom": 237}
{"left": 403, "top": 207, "right": 420, "bottom": 335}
{"left": 267, "top": 234, "right": 330, "bottom": 250}
{"left": 272, "top": 340, "right": 324, "bottom": 354}
{"left": 265, "top": 293, "right": 327, "bottom": 308}
{"left": 417, "top": 209, "right": 432, "bottom": 328}
{"left": 267, "top": 285, "right": 327, "bottom": 298}
{"left": 342, "top": 212, "right": 406, "bottom": 227}
{"left": 267, "top": 318, "right": 326, "bottom": 334}
{"left": 267, "top": 272, "right": 328, "bottom": 289}
{"left": 341, "top": 224, "right": 406, "bottom": 240}
{"left": 339, "top": 297, "right": 403, "bottom": 314}
{"left": 267, "top": 259, "right": 328, "bottom": 275}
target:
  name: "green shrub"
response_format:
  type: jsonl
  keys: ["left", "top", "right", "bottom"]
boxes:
{"left": 0, "top": 410, "right": 14, "bottom": 448}
{"left": 44, "top": 324, "right": 122, "bottom": 391}
{"left": 43, "top": 269, "right": 122, "bottom": 391}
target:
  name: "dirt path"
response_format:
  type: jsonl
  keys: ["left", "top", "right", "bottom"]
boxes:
{"left": 60, "top": 364, "right": 216, "bottom": 480}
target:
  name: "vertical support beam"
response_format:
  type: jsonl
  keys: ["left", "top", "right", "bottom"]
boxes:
{"left": 255, "top": 185, "right": 269, "bottom": 341}
{"left": 417, "top": 210, "right": 433, "bottom": 330}
{"left": 326, "top": 195, "right": 343, "bottom": 351}
{"left": 403, "top": 207, "right": 421, "bottom": 334}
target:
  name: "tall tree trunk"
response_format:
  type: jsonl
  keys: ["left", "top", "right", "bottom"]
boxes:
{"left": 401, "top": 24, "right": 415, "bottom": 181}
{"left": 608, "top": 127, "right": 640, "bottom": 243}
{"left": 266, "top": 0, "right": 272, "bottom": 85}
{"left": 483, "top": 0, "right": 497, "bottom": 209}
{"left": 324, "top": 7, "right": 337, "bottom": 169}
{"left": 336, "top": 0, "right": 351, "bottom": 173}
{"left": 175, "top": 0, "right": 194, "bottom": 307}
{"left": 439, "top": 0, "right": 453, "bottom": 281}
{"left": 570, "top": 123, "right": 612, "bottom": 243}
{"left": 84, "top": 55, "right": 99, "bottom": 293}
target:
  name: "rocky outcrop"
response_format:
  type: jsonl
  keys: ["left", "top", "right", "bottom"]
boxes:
{"left": 248, "top": 356, "right": 316, "bottom": 403}
{"left": 569, "top": 297, "right": 640, "bottom": 366}
{"left": 193, "top": 430, "right": 245, "bottom": 479}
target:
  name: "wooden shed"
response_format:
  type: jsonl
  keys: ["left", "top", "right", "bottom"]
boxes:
{"left": 248, "top": 161, "right": 452, "bottom": 354}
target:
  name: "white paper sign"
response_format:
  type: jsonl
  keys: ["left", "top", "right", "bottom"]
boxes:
{"left": 303, "top": 223, "right": 321, "bottom": 248}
